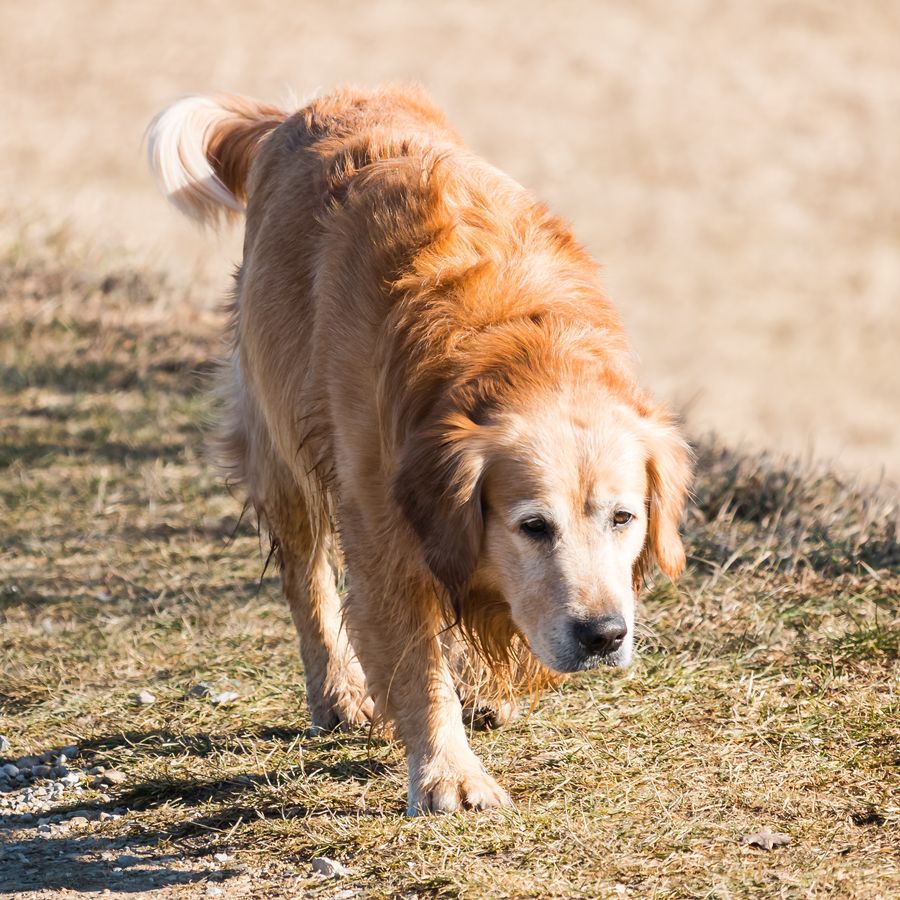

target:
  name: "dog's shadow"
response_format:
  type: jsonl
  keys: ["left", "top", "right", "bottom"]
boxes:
{"left": 0, "top": 830, "right": 214, "bottom": 894}
{"left": 0, "top": 726, "right": 395, "bottom": 893}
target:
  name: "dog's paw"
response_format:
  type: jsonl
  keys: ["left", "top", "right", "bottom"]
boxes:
{"left": 308, "top": 671, "right": 374, "bottom": 733}
{"left": 407, "top": 755, "right": 511, "bottom": 815}
{"left": 462, "top": 698, "right": 519, "bottom": 730}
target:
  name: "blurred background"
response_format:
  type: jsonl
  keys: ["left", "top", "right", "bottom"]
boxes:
{"left": 2, "top": 0, "right": 898, "bottom": 482}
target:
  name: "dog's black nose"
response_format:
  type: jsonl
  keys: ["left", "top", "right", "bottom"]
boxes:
{"left": 573, "top": 614, "right": 627, "bottom": 656}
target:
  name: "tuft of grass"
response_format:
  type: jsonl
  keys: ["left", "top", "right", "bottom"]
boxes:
{"left": 688, "top": 441, "right": 899, "bottom": 577}
{"left": 1, "top": 247, "right": 898, "bottom": 898}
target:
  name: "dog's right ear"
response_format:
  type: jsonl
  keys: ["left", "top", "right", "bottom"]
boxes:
{"left": 393, "top": 414, "right": 488, "bottom": 600}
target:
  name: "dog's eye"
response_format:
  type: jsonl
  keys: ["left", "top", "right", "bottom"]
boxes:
{"left": 612, "top": 510, "right": 634, "bottom": 528}
{"left": 520, "top": 516, "right": 552, "bottom": 538}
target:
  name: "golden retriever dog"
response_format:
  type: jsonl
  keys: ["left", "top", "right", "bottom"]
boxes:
{"left": 147, "top": 84, "right": 691, "bottom": 815}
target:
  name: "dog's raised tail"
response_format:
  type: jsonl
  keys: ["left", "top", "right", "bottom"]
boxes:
{"left": 147, "top": 94, "right": 288, "bottom": 227}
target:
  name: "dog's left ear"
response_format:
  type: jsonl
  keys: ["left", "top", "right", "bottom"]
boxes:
{"left": 393, "top": 414, "right": 488, "bottom": 599}
{"left": 635, "top": 406, "right": 693, "bottom": 586}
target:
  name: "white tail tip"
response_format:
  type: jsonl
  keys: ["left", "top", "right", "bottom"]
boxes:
{"left": 146, "top": 96, "right": 245, "bottom": 227}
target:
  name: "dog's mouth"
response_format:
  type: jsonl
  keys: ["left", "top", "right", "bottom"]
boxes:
{"left": 555, "top": 649, "right": 627, "bottom": 674}
{"left": 541, "top": 637, "right": 633, "bottom": 674}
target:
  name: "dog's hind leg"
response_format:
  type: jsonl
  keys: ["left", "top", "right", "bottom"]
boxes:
{"left": 262, "top": 466, "right": 373, "bottom": 732}
{"left": 214, "top": 355, "right": 370, "bottom": 731}
{"left": 231, "top": 429, "right": 373, "bottom": 731}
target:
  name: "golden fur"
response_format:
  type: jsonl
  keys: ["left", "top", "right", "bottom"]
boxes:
{"left": 147, "top": 84, "right": 692, "bottom": 814}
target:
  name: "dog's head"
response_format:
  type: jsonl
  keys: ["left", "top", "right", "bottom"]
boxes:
{"left": 395, "top": 383, "right": 691, "bottom": 673}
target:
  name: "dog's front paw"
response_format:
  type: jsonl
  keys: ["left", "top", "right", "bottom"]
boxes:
{"left": 407, "top": 753, "right": 511, "bottom": 815}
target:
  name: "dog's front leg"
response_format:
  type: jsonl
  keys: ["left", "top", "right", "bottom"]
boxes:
{"left": 346, "top": 573, "right": 511, "bottom": 815}
{"left": 403, "top": 649, "right": 511, "bottom": 815}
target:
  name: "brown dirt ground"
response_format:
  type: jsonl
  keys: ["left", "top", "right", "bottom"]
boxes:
{"left": 2, "top": 0, "right": 899, "bottom": 481}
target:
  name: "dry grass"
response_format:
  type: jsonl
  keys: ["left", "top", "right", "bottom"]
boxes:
{"left": 1, "top": 244, "right": 898, "bottom": 898}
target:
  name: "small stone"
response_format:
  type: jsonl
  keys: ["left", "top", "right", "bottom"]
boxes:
{"left": 213, "top": 852, "right": 231, "bottom": 862}
{"left": 66, "top": 808, "right": 95, "bottom": 820}
{"left": 102, "top": 770, "right": 127, "bottom": 786}
{"left": 51, "top": 766, "right": 68, "bottom": 778}
{"left": 16, "top": 756, "right": 39, "bottom": 769}
{"left": 68, "top": 816, "right": 90, "bottom": 828}
{"left": 37, "top": 823, "right": 51, "bottom": 833}
{"left": 115, "top": 855, "right": 142, "bottom": 867}
{"left": 206, "top": 887, "right": 223, "bottom": 897}
{"left": 741, "top": 827, "right": 791, "bottom": 851}
{"left": 311, "top": 856, "right": 350, "bottom": 878}
{"left": 188, "top": 682, "right": 212, "bottom": 698}
{"left": 210, "top": 691, "right": 240, "bottom": 705}
{"left": 33, "top": 765, "right": 51, "bottom": 778}
{"left": 99, "top": 811, "right": 121, "bottom": 821}
{"left": 1, "top": 764, "right": 18, "bottom": 778}
{"left": 60, "top": 745, "right": 79, "bottom": 759}
{"left": 0, "top": 736, "right": 10, "bottom": 753}
{"left": 61, "top": 773, "right": 82, "bottom": 786}
{"left": 136, "top": 690, "right": 156, "bottom": 706}
{"left": 88, "top": 766, "right": 106, "bottom": 775}
{"left": 39, "top": 752, "right": 54, "bottom": 765}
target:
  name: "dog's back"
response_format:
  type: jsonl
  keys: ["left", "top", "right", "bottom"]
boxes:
{"left": 149, "top": 84, "right": 617, "bottom": 503}
{"left": 150, "top": 86, "right": 457, "bottom": 491}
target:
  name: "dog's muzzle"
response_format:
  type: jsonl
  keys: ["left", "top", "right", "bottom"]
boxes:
{"left": 553, "top": 613, "right": 629, "bottom": 672}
